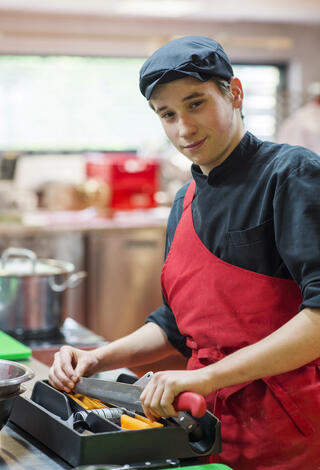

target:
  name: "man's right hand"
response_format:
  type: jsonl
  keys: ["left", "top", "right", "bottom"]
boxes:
{"left": 48, "top": 345, "right": 100, "bottom": 392}
{"left": 48, "top": 323, "right": 175, "bottom": 393}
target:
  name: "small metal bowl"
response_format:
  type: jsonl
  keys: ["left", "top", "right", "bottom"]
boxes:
{"left": 0, "top": 359, "right": 34, "bottom": 397}
{"left": 0, "top": 359, "right": 34, "bottom": 430}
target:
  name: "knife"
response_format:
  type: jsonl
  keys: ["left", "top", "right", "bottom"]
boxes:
{"left": 73, "top": 375, "right": 207, "bottom": 418}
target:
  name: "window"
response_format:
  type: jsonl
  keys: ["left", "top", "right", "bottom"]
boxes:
{"left": 233, "top": 64, "right": 284, "bottom": 142}
{"left": 0, "top": 55, "right": 284, "bottom": 151}
{"left": 0, "top": 55, "right": 160, "bottom": 151}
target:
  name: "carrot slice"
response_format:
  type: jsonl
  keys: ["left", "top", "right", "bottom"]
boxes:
{"left": 121, "top": 414, "right": 154, "bottom": 430}
{"left": 134, "top": 414, "right": 163, "bottom": 428}
{"left": 67, "top": 392, "right": 106, "bottom": 410}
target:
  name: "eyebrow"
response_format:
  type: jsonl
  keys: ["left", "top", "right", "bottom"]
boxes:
{"left": 152, "top": 92, "right": 206, "bottom": 114}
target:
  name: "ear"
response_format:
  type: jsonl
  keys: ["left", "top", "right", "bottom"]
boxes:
{"left": 230, "top": 77, "right": 244, "bottom": 109}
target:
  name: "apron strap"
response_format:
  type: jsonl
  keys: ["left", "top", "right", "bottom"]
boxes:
{"left": 183, "top": 180, "right": 196, "bottom": 211}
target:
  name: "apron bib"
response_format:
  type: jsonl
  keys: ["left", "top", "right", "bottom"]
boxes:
{"left": 161, "top": 180, "right": 320, "bottom": 470}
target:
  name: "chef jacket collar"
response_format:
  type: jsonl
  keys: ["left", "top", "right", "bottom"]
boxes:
{"left": 191, "top": 132, "right": 261, "bottom": 186}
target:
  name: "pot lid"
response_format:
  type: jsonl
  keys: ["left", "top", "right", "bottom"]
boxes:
{"left": 0, "top": 259, "right": 74, "bottom": 276}
{"left": 0, "top": 248, "right": 74, "bottom": 277}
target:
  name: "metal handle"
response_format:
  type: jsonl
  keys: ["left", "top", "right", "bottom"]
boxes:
{"left": 1, "top": 247, "right": 37, "bottom": 272}
{"left": 49, "top": 271, "right": 87, "bottom": 292}
{"left": 134, "top": 371, "right": 154, "bottom": 388}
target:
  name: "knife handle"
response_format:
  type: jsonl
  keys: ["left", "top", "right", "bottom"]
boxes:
{"left": 173, "top": 392, "right": 206, "bottom": 418}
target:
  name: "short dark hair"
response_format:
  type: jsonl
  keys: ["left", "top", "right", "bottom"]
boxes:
{"left": 211, "top": 77, "right": 232, "bottom": 98}
{"left": 211, "top": 78, "right": 244, "bottom": 120}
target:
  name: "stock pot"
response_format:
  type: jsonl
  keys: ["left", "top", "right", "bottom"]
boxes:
{"left": 0, "top": 247, "right": 86, "bottom": 338}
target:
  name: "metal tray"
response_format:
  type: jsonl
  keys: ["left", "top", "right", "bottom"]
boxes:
{"left": 9, "top": 378, "right": 221, "bottom": 468}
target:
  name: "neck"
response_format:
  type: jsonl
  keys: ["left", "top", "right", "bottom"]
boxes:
{"left": 200, "top": 114, "right": 245, "bottom": 175}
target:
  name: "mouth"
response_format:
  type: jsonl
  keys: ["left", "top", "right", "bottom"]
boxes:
{"left": 183, "top": 137, "right": 206, "bottom": 151}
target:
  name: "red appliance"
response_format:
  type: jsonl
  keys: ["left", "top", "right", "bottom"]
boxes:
{"left": 86, "top": 152, "right": 160, "bottom": 210}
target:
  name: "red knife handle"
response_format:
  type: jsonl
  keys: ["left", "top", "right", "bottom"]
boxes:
{"left": 173, "top": 392, "right": 206, "bottom": 418}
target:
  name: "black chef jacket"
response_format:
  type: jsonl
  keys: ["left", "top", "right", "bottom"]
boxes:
{"left": 146, "top": 131, "right": 320, "bottom": 357}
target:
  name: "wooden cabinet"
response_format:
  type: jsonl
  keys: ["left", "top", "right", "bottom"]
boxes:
{"left": 86, "top": 226, "right": 166, "bottom": 341}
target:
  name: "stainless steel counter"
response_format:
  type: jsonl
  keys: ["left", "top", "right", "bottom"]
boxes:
{"left": 0, "top": 356, "right": 135, "bottom": 470}
{"left": 0, "top": 357, "right": 72, "bottom": 469}
{"left": 0, "top": 425, "right": 71, "bottom": 469}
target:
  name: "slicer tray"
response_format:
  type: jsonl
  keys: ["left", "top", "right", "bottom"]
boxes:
{"left": 9, "top": 379, "right": 221, "bottom": 468}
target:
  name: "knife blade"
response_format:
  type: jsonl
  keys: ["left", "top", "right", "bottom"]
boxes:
{"left": 74, "top": 377, "right": 144, "bottom": 412}
{"left": 73, "top": 376, "right": 207, "bottom": 418}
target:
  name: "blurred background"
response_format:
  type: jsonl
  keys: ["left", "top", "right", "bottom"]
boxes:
{"left": 0, "top": 0, "right": 319, "bottom": 342}
{"left": 0, "top": 0, "right": 319, "bottom": 186}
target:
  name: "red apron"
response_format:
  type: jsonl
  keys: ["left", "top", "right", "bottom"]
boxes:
{"left": 161, "top": 180, "right": 320, "bottom": 470}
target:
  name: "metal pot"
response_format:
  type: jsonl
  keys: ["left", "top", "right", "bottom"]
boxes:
{"left": 0, "top": 247, "right": 86, "bottom": 338}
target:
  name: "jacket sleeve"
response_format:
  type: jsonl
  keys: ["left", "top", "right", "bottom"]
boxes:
{"left": 274, "top": 148, "right": 320, "bottom": 310}
{"left": 146, "top": 302, "right": 191, "bottom": 358}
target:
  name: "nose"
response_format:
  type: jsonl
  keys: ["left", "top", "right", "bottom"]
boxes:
{"left": 178, "top": 114, "right": 197, "bottom": 138}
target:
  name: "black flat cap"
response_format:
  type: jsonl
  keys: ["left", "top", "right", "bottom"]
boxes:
{"left": 139, "top": 36, "right": 234, "bottom": 99}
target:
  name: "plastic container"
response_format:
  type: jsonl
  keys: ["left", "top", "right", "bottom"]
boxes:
{"left": 9, "top": 379, "right": 221, "bottom": 468}
{"left": 86, "top": 152, "right": 160, "bottom": 210}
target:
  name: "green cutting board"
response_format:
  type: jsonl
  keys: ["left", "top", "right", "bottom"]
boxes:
{"left": 174, "top": 465, "right": 232, "bottom": 470}
{"left": 0, "top": 330, "right": 31, "bottom": 360}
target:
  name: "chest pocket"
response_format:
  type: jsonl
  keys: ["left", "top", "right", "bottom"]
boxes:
{"left": 227, "top": 218, "right": 274, "bottom": 246}
{"left": 225, "top": 219, "right": 286, "bottom": 276}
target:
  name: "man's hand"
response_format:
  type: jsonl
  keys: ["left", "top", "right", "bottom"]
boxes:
{"left": 48, "top": 346, "right": 100, "bottom": 392}
{"left": 48, "top": 323, "right": 175, "bottom": 393}
{"left": 139, "top": 368, "right": 211, "bottom": 420}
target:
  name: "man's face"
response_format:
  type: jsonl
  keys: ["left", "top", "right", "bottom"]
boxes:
{"left": 149, "top": 76, "right": 244, "bottom": 175}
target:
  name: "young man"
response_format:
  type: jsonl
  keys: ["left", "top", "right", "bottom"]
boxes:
{"left": 49, "top": 36, "right": 320, "bottom": 469}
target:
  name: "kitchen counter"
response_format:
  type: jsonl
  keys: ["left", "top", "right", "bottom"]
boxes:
{"left": 0, "top": 207, "right": 169, "bottom": 234}
{"left": 1, "top": 356, "right": 137, "bottom": 470}
{"left": 28, "top": 317, "right": 187, "bottom": 378}
{"left": 0, "top": 424, "right": 71, "bottom": 470}
{"left": 27, "top": 317, "right": 107, "bottom": 367}
{"left": 0, "top": 357, "right": 72, "bottom": 469}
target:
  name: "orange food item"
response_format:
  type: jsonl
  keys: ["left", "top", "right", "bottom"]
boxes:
{"left": 120, "top": 413, "right": 164, "bottom": 430}
{"left": 67, "top": 392, "right": 106, "bottom": 410}
{"left": 121, "top": 414, "right": 154, "bottom": 430}
{"left": 134, "top": 414, "right": 163, "bottom": 428}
